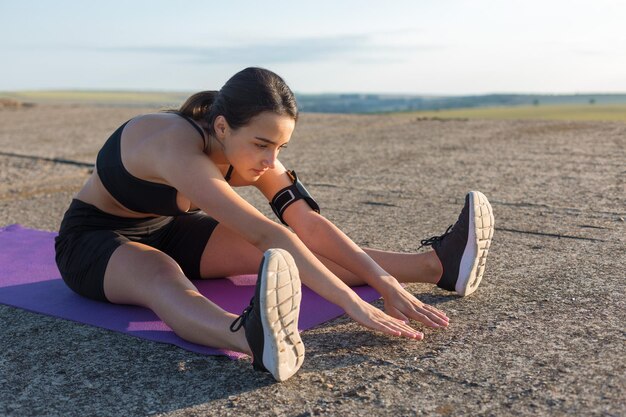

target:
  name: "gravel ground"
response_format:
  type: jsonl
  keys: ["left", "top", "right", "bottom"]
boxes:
{"left": 0, "top": 104, "right": 624, "bottom": 416}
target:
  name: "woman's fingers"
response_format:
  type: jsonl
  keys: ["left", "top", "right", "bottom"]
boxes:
{"left": 386, "top": 297, "right": 444, "bottom": 328}
{"left": 377, "top": 316, "right": 423, "bottom": 340}
{"left": 347, "top": 301, "right": 423, "bottom": 340}
{"left": 386, "top": 305, "right": 410, "bottom": 323}
{"left": 410, "top": 304, "right": 449, "bottom": 327}
{"left": 420, "top": 303, "right": 448, "bottom": 320}
{"left": 415, "top": 306, "right": 449, "bottom": 327}
{"left": 398, "top": 290, "right": 450, "bottom": 327}
{"left": 377, "top": 309, "right": 424, "bottom": 339}
{"left": 410, "top": 310, "right": 446, "bottom": 328}
{"left": 423, "top": 304, "right": 449, "bottom": 324}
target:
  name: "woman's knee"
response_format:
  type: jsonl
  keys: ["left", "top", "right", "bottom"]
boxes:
{"left": 199, "top": 224, "right": 262, "bottom": 278}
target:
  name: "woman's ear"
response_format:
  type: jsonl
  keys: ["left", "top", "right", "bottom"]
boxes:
{"left": 213, "top": 115, "right": 229, "bottom": 139}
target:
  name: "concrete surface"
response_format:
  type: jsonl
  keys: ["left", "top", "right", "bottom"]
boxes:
{"left": 0, "top": 104, "right": 624, "bottom": 416}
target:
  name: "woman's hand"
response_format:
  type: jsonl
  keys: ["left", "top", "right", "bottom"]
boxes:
{"left": 342, "top": 298, "right": 425, "bottom": 340}
{"left": 379, "top": 279, "right": 449, "bottom": 328}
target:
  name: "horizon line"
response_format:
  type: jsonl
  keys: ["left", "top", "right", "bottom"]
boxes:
{"left": 3, "top": 89, "right": 626, "bottom": 98}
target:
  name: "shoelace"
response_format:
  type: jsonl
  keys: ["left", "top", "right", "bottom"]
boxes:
{"left": 418, "top": 224, "right": 453, "bottom": 250}
{"left": 229, "top": 298, "right": 254, "bottom": 332}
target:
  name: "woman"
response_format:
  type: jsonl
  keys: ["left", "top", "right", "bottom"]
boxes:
{"left": 55, "top": 67, "right": 494, "bottom": 382}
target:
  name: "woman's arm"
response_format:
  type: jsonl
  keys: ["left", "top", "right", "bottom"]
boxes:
{"left": 292, "top": 210, "right": 448, "bottom": 326}
{"left": 157, "top": 142, "right": 423, "bottom": 339}
{"left": 254, "top": 162, "right": 448, "bottom": 328}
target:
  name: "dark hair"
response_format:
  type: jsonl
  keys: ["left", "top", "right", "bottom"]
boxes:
{"left": 178, "top": 67, "right": 298, "bottom": 151}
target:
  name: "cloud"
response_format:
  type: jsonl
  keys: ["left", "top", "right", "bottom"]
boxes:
{"left": 92, "top": 33, "right": 440, "bottom": 65}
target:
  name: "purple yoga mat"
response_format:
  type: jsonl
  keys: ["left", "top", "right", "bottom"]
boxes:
{"left": 0, "top": 224, "right": 380, "bottom": 359}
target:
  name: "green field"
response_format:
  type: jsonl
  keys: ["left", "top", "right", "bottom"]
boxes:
{"left": 407, "top": 104, "right": 626, "bottom": 122}
{"left": 3, "top": 90, "right": 626, "bottom": 122}
{"left": 1, "top": 90, "right": 189, "bottom": 107}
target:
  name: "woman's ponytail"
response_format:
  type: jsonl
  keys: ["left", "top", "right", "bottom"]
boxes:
{"left": 178, "top": 91, "right": 219, "bottom": 120}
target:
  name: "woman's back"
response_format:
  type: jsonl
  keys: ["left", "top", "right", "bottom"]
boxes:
{"left": 76, "top": 112, "right": 219, "bottom": 218}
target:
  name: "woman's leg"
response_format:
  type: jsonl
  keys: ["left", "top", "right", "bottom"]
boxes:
{"left": 364, "top": 248, "right": 442, "bottom": 284}
{"left": 198, "top": 224, "right": 264, "bottom": 278}
{"left": 103, "top": 241, "right": 251, "bottom": 354}
{"left": 198, "top": 224, "right": 442, "bottom": 287}
{"left": 312, "top": 249, "right": 442, "bottom": 287}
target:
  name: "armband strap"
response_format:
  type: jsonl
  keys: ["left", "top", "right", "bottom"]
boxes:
{"left": 269, "top": 170, "right": 320, "bottom": 226}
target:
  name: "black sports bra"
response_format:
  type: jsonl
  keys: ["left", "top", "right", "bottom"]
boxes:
{"left": 96, "top": 113, "right": 232, "bottom": 216}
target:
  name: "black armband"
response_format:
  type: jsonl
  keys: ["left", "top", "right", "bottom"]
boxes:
{"left": 269, "top": 170, "right": 320, "bottom": 226}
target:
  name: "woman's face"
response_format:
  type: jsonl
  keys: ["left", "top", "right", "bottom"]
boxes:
{"left": 218, "top": 112, "right": 295, "bottom": 181}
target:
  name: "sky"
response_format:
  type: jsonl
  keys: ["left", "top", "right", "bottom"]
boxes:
{"left": 1, "top": 0, "right": 625, "bottom": 95}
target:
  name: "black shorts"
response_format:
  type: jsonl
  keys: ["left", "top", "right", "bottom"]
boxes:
{"left": 54, "top": 199, "right": 219, "bottom": 302}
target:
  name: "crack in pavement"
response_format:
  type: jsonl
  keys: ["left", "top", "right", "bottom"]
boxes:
{"left": 497, "top": 227, "right": 607, "bottom": 242}
{"left": 0, "top": 151, "right": 93, "bottom": 169}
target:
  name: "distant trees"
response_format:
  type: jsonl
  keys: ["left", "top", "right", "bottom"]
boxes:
{"left": 295, "top": 94, "right": 623, "bottom": 114}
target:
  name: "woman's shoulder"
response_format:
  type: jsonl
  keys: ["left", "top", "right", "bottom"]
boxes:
{"left": 122, "top": 112, "right": 207, "bottom": 168}
{"left": 129, "top": 111, "right": 191, "bottom": 127}
{"left": 125, "top": 112, "right": 205, "bottom": 142}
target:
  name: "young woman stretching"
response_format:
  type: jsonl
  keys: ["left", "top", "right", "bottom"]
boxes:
{"left": 55, "top": 67, "right": 494, "bottom": 381}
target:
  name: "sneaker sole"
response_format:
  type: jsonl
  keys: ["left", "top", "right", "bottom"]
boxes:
{"left": 456, "top": 191, "right": 495, "bottom": 296}
{"left": 259, "top": 249, "right": 305, "bottom": 381}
